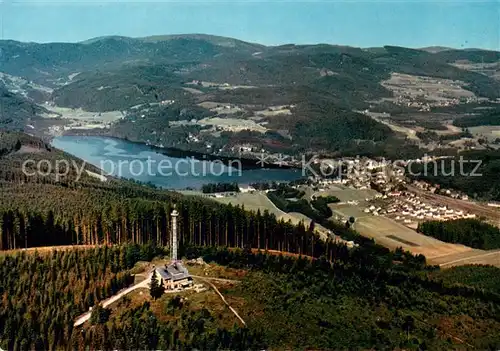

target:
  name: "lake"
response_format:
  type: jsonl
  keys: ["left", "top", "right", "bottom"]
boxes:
{"left": 51, "top": 136, "right": 303, "bottom": 189}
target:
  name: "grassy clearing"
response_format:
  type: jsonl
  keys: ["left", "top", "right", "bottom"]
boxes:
{"left": 214, "top": 192, "right": 291, "bottom": 220}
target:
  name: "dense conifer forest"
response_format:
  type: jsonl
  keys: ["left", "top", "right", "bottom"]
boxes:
{"left": 0, "top": 245, "right": 264, "bottom": 350}
{"left": 0, "top": 245, "right": 151, "bottom": 350}
{"left": 0, "top": 132, "right": 351, "bottom": 259}
{"left": 453, "top": 107, "right": 500, "bottom": 128}
{"left": 430, "top": 265, "right": 500, "bottom": 295}
{"left": 2, "top": 132, "right": 500, "bottom": 349}
{"left": 201, "top": 182, "right": 240, "bottom": 194}
{"left": 194, "top": 247, "right": 500, "bottom": 350}
{"left": 3, "top": 245, "right": 500, "bottom": 350}
{"left": 417, "top": 218, "right": 500, "bottom": 250}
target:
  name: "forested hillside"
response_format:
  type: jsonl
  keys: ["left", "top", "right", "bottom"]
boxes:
{"left": 0, "top": 85, "right": 46, "bottom": 131}
{"left": 5, "top": 245, "right": 500, "bottom": 349}
{"left": 417, "top": 219, "right": 500, "bottom": 250}
{"left": 42, "top": 39, "right": 500, "bottom": 154}
{"left": 409, "top": 149, "right": 500, "bottom": 201}
{"left": 433, "top": 48, "right": 500, "bottom": 64}
{"left": 2, "top": 35, "right": 500, "bottom": 156}
{"left": 0, "top": 246, "right": 146, "bottom": 350}
{"left": 52, "top": 65, "right": 190, "bottom": 111}
{"left": 453, "top": 106, "right": 500, "bottom": 128}
{"left": 0, "top": 132, "right": 325, "bottom": 257}
{"left": 201, "top": 248, "right": 500, "bottom": 350}
{"left": 431, "top": 265, "right": 500, "bottom": 295}
{"left": 2, "top": 131, "right": 500, "bottom": 349}
{"left": 0, "top": 35, "right": 264, "bottom": 86}
{"left": 49, "top": 43, "right": 500, "bottom": 111}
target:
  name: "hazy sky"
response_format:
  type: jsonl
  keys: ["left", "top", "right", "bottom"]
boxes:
{"left": 1, "top": 0, "right": 499, "bottom": 49}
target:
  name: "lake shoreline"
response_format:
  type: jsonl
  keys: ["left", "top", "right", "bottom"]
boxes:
{"left": 59, "top": 129, "right": 301, "bottom": 171}
{"left": 51, "top": 135, "right": 304, "bottom": 189}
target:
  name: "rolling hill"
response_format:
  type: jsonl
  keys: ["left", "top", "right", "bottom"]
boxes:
{"left": 3, "top": 34, "right": 500, "bottom": 350}
{"left": 51, "top": 64, "right": 190, "bottom": 111}
{"left": 44, "top": 41, "right": 500, "bottom": 113}
{"left": 0, "top": 35, "right": 265, "bottom": 87}
{"left": 2, "top": 35, "right": 500, "bottom": 155}
{"left": 2, "top": 35, "right": 498, "bottom": 96}
{"left": 0, "top": 84, "right": 47, "bottom": 131}
{"left": 2, "top": 131, "right": 500, "bottom": 350}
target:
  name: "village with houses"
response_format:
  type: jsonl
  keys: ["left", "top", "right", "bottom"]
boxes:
{"left": 182, "top": 151, "right": 500, "bottom": 266}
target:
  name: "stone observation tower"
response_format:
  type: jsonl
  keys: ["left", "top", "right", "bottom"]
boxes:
{"left": 171, "top": 207, "right": 179, "bottom": 262}
{"left": 152, "top": 204, "right": 193, "bottom": 291}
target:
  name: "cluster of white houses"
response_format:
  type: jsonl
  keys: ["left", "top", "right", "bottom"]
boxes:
{"left": 384, "top": 194, "right": 476, "bottom": 224}
{"left": 412, "top": 180, "right": 469, "bottom": 201}
{"left": 363, "top": 191, "right": 477, "bottom": 227}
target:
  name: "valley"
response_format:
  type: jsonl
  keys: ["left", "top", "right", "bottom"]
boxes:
{"left": 2, "top": 30, "right": 500, "bottom": 350}
{"left": 2, "top": 35, "right": 500, "bottom": 163}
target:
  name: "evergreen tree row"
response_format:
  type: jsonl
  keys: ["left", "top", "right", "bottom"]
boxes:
{"left": 0, "top": 245, "right": 161, "bottom": 350}
{"left": 417, "top": 218, "right": 500, "bottom": 249}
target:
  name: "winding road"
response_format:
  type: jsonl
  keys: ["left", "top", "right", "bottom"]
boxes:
{"left": 73, "top": 272, "right": 245, "bottom": 327}
{"left": 74, "top": 275, "right": 152, "bottom": 327}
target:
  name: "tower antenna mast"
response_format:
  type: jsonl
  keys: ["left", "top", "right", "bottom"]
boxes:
{"left": 171, "top": 204, "right": 179, "bottom": 262}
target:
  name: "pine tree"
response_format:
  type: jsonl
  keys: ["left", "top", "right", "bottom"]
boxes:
{"left": 90, "top": 305, "right": 110, "bottom": 325}
{"left": 149, "top": 271, "right": 164, "bottom": 300}
{"left": 157, "top": 277, "right": 165, "bottom": 298}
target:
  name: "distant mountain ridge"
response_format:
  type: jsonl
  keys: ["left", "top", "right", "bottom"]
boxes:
{"left": 81, "top": 33, "right": 265, "bottom": 48}
{"left": 0, "top": 34, "right": 268, "bottom": 87}
{"left": 1, "top": 34, "right": 499, "bottom": 87}
{"left": 1, "top": 34, "right": 500, "bottom": 154}
{"left": 47, "top": 40, "right": 500, "bottom": 113}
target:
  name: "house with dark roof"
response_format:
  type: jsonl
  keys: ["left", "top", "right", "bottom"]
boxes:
{"left": 155, "top": 262, "right": 193, "bottom": 290}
